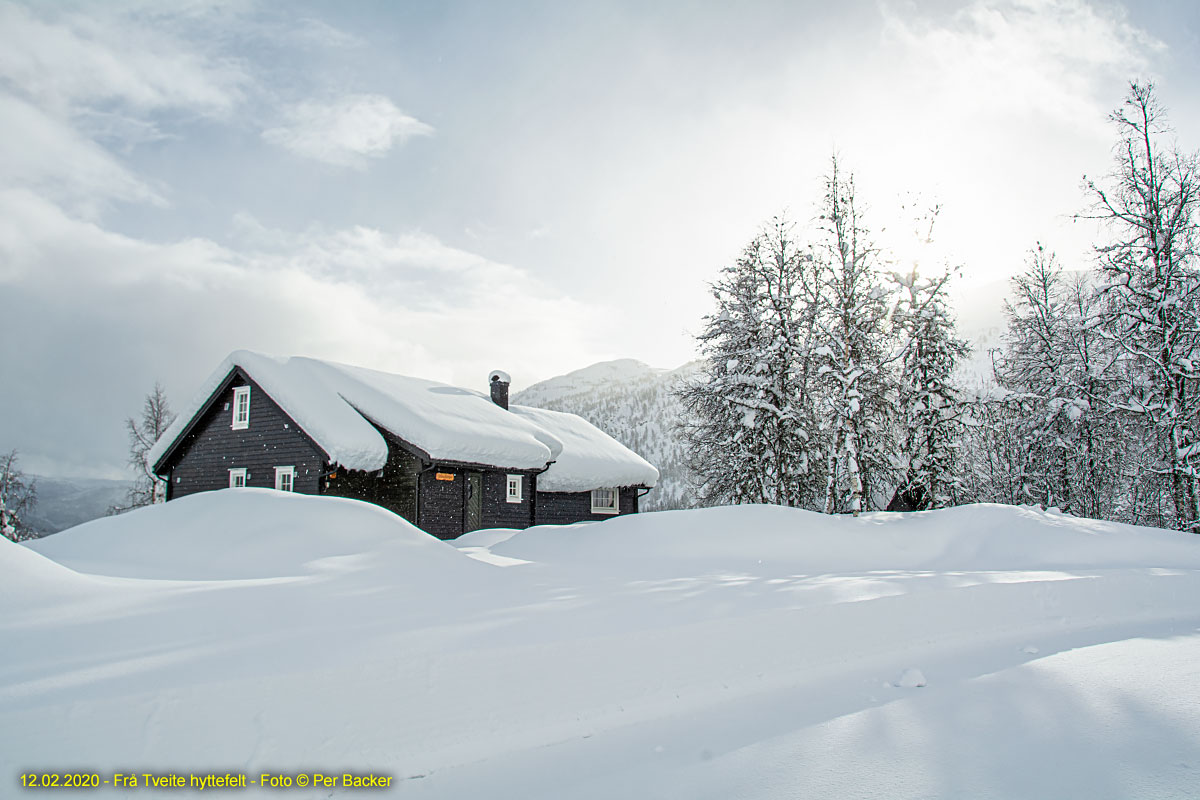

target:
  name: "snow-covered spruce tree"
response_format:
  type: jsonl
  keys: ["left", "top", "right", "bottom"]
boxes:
{"left": 679, "top": 246, "right": 769, "bottom": 505}
{"left": 888, "top": 266, "right": 969, "bottom": 510}
{"left": 109, "top": 383, "right": 176, "bottom": 514}
{"left": 679, "top": 217, "right": 823, "bottom": 506}
{"left": 1, "top": 449, "right": 38, "bottom": 542}
{"left": 814, "top": 157, "right": 897, "bottom": 515}
{"left": 1084, "top": 82, "right": 1200, "bottom": 531}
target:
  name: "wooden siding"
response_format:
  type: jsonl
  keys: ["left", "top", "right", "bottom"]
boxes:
{"left": 481, "top": 470, "right": 535, "bottom": 530}
{"left": 417, "top": 466, "right": 539, "bottom": 539}
{"left": 165, "top": 375, "right": 326, "bottom": 499}
{"left": 321, "top": 444, "right": 423, "bottom": 526}
{"left": 418, "top": 467, "right": 466, "bottom": 540}
{"left": 534, "top": 486, "right": 640, "bottom": 526}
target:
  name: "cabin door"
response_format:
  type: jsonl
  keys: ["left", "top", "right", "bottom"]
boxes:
{"left": 465, "top": 471, "right": 483, "bottom": 532}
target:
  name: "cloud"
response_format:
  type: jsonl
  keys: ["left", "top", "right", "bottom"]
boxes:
{"left": 851, "top": 0, "right": 1168, "bottom": 290}
{"left": 72, "top": 109, "right": 174, "bottom": 152}
{"left": 0, "top": 1, "right": 245, "bottom": 116}
{"left": 285, "top": 16, "right": 364, "bottom": 49}
{"left": 262, "top": 94, "right": 434, "bottom": 168}
{"left": 0, "top": 1, "right": 249, "bottom": 212}
{"left": 880, "top": 0, "right": 1164, "bottom": 126}
{"left": 0, "top": 92, "right": 165, "bottom": 215}
{"left": 0, "top": 194, "right": 599, "bottom": 477}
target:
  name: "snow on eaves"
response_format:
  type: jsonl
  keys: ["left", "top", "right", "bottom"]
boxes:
{"left": 322, "top": 359, "right": 561, "bottom": 470}
{"left": 508, "top": 405, "right": 659, "bottom": 492}
{"left": 149, "top": 351, "right": 562, "bottom": 473}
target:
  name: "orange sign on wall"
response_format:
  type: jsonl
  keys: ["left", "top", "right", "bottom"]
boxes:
{"left": 435, "top": 472, "right": 455, "bottom": 481}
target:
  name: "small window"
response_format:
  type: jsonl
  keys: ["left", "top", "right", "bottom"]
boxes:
{"left": 506, "top": 474, "right": 523, "bottom": 503}
{"left": 232, "top": 386, "right": 251, "bottom": 430}
{"left": 591, "top": 488, "right": 619, "bottom": 514}
{"left": 229, "top": 468, "right": 247, "bottom": 488}
{"left": 275, "top": 466, "right": 295, "bottom": 492}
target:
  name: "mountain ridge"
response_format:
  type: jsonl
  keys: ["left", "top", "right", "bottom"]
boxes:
{"left": 515, "top": 359, "right": 700, "bottom": 511}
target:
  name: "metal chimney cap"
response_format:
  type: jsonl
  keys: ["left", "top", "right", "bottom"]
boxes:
{"left": 488, "top": 369, "right": 511, "bottom": 384}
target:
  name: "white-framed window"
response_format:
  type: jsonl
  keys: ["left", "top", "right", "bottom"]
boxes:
{"left": 275, "top": 466, "right": 295, "bottom": 492}
{"left": 232, "top": 386, "right": 251, "bottom": 430}
{"left": 228, "top": 467, "right": 247, "bottom": 488}
{"left": 506, "top": 474, "right": 523, "bottom": 503}
{"left": 590, "top": 488, "right": 619, "bottom": 514}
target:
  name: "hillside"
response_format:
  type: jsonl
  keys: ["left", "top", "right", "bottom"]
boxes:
{"left": 5, "top": 491, "right": 1200, "bottom": 798}
{"left": 22, "top": 475, "right": 133, "bottom": 536}
{"left": 515, "top": 359, "right": 700, "bottom": 510}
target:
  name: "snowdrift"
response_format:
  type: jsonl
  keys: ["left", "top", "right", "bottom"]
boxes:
{"left": 25, "top": 488, "right": 481, "bottom": 581}
{"left": 490, "top": 502, "right": 1200, "bottom": 574}
{"left": 0, "top": 533, "right": 103, "bottom": 603}
{"left": 6, "top": 494, "right": 1200, "bottom": 799}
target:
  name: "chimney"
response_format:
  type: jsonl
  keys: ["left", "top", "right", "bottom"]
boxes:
{"left": 488, "top": 370, "right": 511, "bottom": 410}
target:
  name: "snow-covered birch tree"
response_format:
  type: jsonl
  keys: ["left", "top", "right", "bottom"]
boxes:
{"left": 991, "top": 246, "right": 1079, "bottom": 508}
{"left": 889, "top": 266, "right": 969, "bottom": 510}
{"left": 970, "top": 246, "right": 1141, "bottom": 522}
{"left": 1, "top": 449, "right": 38, "bottom": 542}
{"left": 1084, "top": 82, "right": 1200, "bottom": 531}
{"left": 1058, "top": 271, "right": 1130, "bottom": 522}
{"left": 110, "top": 383, "right": 176, "bottom": 514}
{"left": 815, "top": 157, "right": 896, "bottom": 515}
{"left": 958, "top": 386, "right": 1029, "bottom": 508}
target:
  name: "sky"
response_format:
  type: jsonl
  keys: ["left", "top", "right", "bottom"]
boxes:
{"left": 1, "top": 0, "right": 1198, "bottom": 479}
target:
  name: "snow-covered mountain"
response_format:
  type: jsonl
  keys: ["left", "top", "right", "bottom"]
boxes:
{"left": 514, "top": 359, "right": 701, "bottom": 511}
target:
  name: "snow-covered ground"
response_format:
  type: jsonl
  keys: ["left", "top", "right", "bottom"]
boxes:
{"left": 5, "top": 490, "right": 1200, "bottom": 798}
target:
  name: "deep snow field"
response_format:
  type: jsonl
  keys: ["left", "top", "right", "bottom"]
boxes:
{"left": 5, "top": 490, "right": 1200, "bottom": 799}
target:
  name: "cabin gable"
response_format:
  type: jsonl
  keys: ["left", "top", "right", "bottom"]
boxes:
{"left": 163, "top": 372, "right": 327, "bottom": 499}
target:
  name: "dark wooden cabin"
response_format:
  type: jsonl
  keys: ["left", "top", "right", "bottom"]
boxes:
{"left": 150, "top": 352, "right": 658, "bottom": 539}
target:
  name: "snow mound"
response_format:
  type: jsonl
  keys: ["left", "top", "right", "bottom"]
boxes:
{"left": 490, "top": 503, "right": 1200, "bottom": 575}
{"left": 26, "top": 489, "right": 482, "bottom": 581}
{"left": 0, "top": 535, "right": 101, "bottom": 602}
{"left": 5, "top": 497, "right": 1200, "bottom": 797}
{"left": 454, "top": 527, "right": 523, "bottom": 549}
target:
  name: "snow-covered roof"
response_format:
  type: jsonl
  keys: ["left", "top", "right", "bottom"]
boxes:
{"left": 149, "top": 352, "right": 655, "bottom": 489}
{"left": 508, "top": 405, "right": 659, "bottom": 492}
{"left": 149, "top": 351, "right": 563, "bottom": 473}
